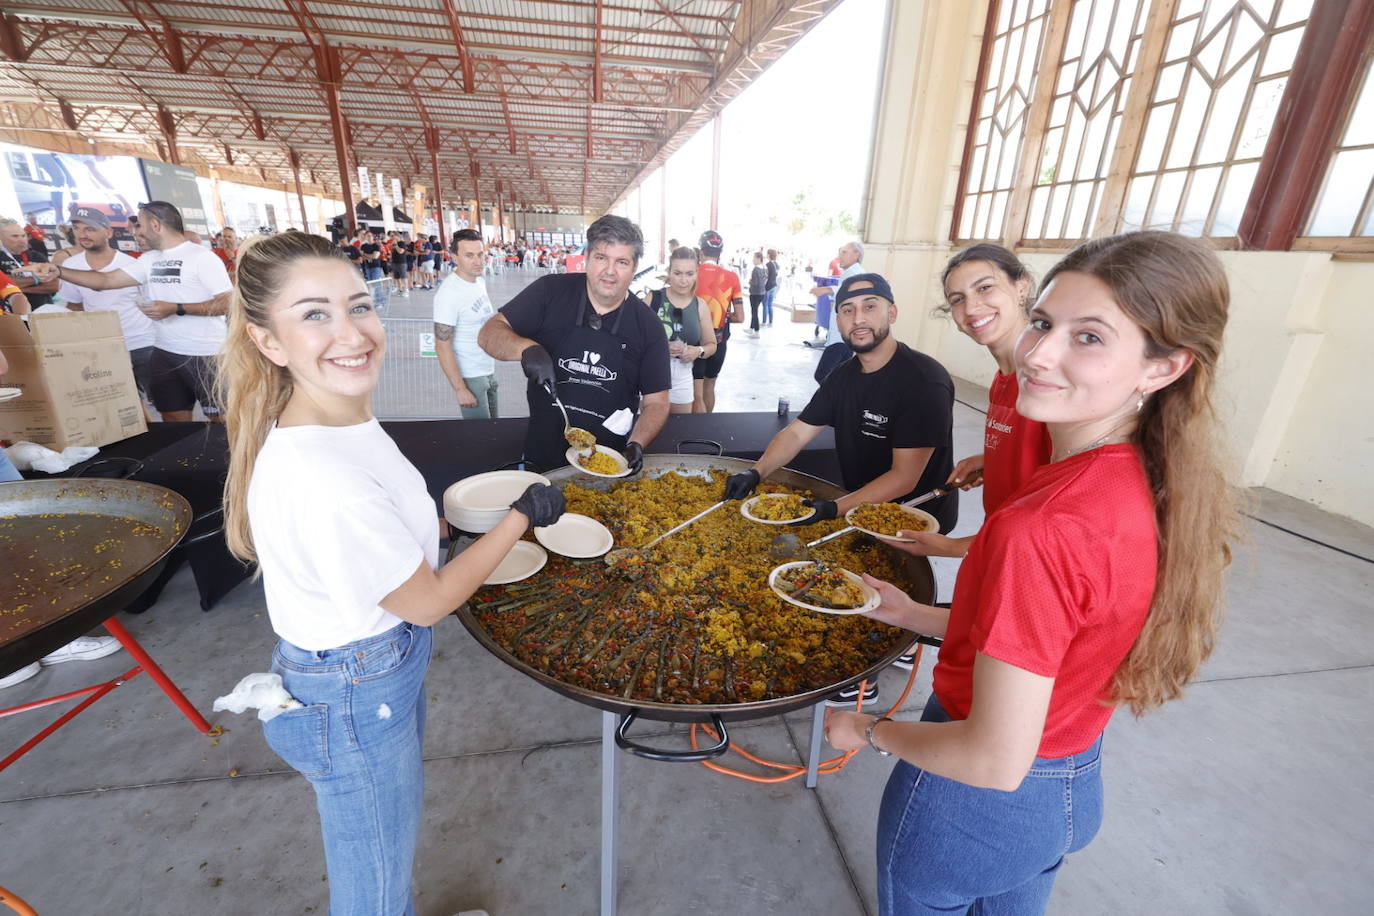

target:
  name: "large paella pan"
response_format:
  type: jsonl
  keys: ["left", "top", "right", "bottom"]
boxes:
{"left": 455, "top": 453, "right": 935, "bottom": 731}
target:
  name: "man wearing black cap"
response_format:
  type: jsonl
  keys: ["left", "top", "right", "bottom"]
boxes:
{"left": 478, "top": 214, "right": 670, "bottom": 471}
{"left": 723, "top": 274, "right": 956, "bottom": 701}
{"left": 692, "top": 229, "right": 743, "bottom": 412}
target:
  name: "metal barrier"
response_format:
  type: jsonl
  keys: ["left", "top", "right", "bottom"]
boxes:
{"left": 366, "top": 278, "right": 457, "bottom": 420}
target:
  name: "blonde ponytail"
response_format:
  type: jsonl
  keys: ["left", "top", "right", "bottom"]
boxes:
{"left": 216, "top": 232, "right": 347, "bottom": 563}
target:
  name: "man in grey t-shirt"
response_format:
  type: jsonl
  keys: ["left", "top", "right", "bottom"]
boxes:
{"left": 432, "top": 228, "right": 498, "bottom": 419}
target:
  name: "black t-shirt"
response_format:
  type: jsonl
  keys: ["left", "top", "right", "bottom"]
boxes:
{"left": 799, "top": 342, "right": 957, "bottom": 532}
{"left": 500, "top": 272, "right": 671, "bottom": 401}
{"left": 342, "top": 245, "right": 361, "bottom": 262}
{"left": 360, "top": 242, "right": 381, "bottom": 264}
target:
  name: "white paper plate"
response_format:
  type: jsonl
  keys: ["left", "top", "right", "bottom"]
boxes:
{"left": 845, "top": 504, "right": 940, "bottom": 541}
{"left": 740, "top": 493, "right": 813, "bottom": 525}
{"left": 767, "top": 561, "right": 879, "bottom": 616}
{"left": 444, "top": 469, "right": 551, "bottom": 528}
{"left": 566, "top": 444, "right": 631, "bottom": 478}
{"left": 0, "top": 387, "right": 21, "bottom": 402}
{"left": 484, "top": 540, "right": 548, "bottom": 585}
{"left": 535, "top": 513, "right": 614, "bottom": 558}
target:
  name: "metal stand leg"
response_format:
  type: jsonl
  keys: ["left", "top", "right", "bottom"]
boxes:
{"left": 601, "top": 711, "right": 620, "bottom": 916}
{"left": 805, "top": 701, "right": 826, "bottom": 789}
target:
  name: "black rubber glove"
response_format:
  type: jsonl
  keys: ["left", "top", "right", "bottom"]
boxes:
{"left": 624, "top": 441, "right": 644, "bottom": 474}
{"left": 519, "top": 344, "right": 556, "bottom": 394}
{"left": 510, "top": 483, "right": 565, "bottom": 529}
{"left": 788, "top": 497, "right": 838, "bottom": 525}
{"left": 723, "top": 469, "right": 760, "bottom": 501}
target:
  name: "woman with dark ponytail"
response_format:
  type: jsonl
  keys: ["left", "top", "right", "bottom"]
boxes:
{"left": 827, "top": 231, "right": 1240, "bottom": 914}
{"left": 218, "top": 232, "right": 563, "bottom": 916}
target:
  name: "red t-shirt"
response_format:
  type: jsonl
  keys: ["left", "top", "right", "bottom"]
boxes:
{"left": 696, "top": 261, "right": 741, "bottom": 330}
{"left": 982, "top": 371, "right": 1052, "bottom": 515}
{"left": 932, "top": 444, "right": 1158, "bottom": 758}
{"left": 24, "top": 223, "right": 45, "bottom": 242}
{"left": 0, "top": 269, "right": 21, "bottom": 308}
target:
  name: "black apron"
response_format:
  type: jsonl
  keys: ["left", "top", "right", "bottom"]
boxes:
{"left": 524, "top": 296, "right": 636, "bottom": 471}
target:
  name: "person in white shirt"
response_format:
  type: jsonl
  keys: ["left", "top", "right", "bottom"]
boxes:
{"left": 217, "top": 231, "right": 563, "bottom": 916}
{"left": 432, "top": 228, "right": 499, "bottom": 418}
{"left": 34, "top": 201, "right": 233, "bottom": 421}
{"left": 57, "top": 206, "right": 157, "bottom": 401}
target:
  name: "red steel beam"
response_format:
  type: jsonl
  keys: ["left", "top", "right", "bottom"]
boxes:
{"left": 0, "top": 12, "right": 26, "bottom": 61}
{"left": 593, "top": 0, "right": 604, "bottom": 104}
{"left": 709, "top": 111, "right": 721, "bottom": 229}
{"left": 155, "top": 104, "right": 181, "bottom": 164}
{"left": 1238, "top": 0, "right": 1374, "bottom": 249}
{"left": 288, "top": 147, "right": 310, "bottom": 232}
{"left": 426, "top": 125, "right": 446, "bottom": 244}
{"left": 440, "top": 0, "right": 475, "bottom": 93}
{"left": 318, "top": 44, "right": 356, "bottom": 235}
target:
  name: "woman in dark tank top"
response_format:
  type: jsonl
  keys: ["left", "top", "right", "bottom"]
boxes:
{"left": 655, "top": 246, "right": 716, "bottom": 414}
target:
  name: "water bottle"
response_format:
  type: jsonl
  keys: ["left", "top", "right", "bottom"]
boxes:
{"left": 777, "top": 397, "right": 790, "bottom": 417}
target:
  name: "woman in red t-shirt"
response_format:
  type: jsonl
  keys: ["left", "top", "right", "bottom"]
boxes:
{"left": 827, "top": 231, "right": 1240, "bottom": 915}
{"left": 893, "top": 245, "right": 1054, "bottom": 561}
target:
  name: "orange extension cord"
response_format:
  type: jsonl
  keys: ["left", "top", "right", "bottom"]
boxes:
{"left": 687, "top": 644, "right": 925, "bottom": 783}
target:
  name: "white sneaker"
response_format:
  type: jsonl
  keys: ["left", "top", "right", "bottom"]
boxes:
{"left": 40, "top": 636, "right": 122, "bottom": 666}
{"left": 0, "top": 662, "right": 41, "bottom": 689}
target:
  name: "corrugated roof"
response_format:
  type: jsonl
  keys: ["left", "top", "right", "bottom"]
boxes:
{"left": 0, "top": 0, "right": 840, "bottom": 210}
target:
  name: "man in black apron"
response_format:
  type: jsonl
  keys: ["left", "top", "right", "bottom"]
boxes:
{"left": 479, "top": 215, "right": 670, "bottom": 471}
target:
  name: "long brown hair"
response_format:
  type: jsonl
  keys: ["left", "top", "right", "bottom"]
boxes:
{"left": 1043, "top": 231, "right": 1240, "bottom": 715}
{"left": 216, "top": 232, "right": 350, "bottom": 563}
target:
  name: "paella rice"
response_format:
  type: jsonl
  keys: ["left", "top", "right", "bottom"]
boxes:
{"left": 775, "top": 562, "right": 866, "bottom": 610}
{"left": 747, "top": 493, "right": 811, "bottom": 522}
{"left": 467, "top": 470, "right": 914, "bottom": 705}
{"left": 850, "top": 501, "right": 932, "bottom": 537}
{"left": 577, "top": 450, "right": 623, "bottom": 475}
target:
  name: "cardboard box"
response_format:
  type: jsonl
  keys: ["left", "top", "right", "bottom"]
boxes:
{"left": 0, "top": 311, "right": 148, "bottom": 449}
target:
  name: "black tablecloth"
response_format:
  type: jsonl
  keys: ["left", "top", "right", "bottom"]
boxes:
{"left": 24, "top": 414, "right": 843, "bottom": 612}
{"left": 57, "top": 413, "right": 842, "bottom": 514}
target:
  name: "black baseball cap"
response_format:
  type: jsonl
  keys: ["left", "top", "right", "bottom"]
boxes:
{"left": 699, "top": 229, "right": 723, "bottom": 255}
{"left": 835, "top": 272, "right": 895, "bottom": 308}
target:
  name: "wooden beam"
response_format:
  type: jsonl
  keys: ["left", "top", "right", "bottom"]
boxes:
{"left": 1239, "top": 0, "right": 1374, "bottom": 249}
{"left": 949, "top": 0, "right": 1001, "bottom": 244}
{"left": 1001, "top": 0, "right": 1074, "bottom": 247}
{"left": 1092, "top": 0, "right": 1180, "bottom": 237}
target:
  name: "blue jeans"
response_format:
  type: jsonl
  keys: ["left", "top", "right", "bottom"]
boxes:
{"left": 363, "top": 264, "right": 383, "bottom": 282}
{"left": 762, "top": 285, "right": 777, "bottom": 324}
{"left": 876, "top": 696, "right": 1104, "bottom": 915}
{"left": 262, "top": 622, "right": 433, "bottom": 916}
{"left": 0, "top": 447, "right": 21, "bottom": 482}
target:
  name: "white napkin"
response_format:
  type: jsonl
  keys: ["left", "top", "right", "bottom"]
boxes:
{"left": 5, "top": 441, "right": 99, "bottom": 474}
{"left": 213, "top": 672, "right": 303, "bottom": 723}
{"left": 603, "top": 407, "right": 634, "bottom": 437}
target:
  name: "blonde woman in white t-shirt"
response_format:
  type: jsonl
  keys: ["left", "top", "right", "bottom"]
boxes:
{"left": 218, "top": 231, "right": 563, "bottom": 916}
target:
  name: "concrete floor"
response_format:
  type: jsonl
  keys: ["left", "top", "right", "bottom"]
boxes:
{"left": 2, "top": 270, "right": 1371, "bottom": 915}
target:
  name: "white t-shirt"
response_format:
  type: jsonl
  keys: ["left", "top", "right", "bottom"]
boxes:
{"left": 58, "top": 250, "right": 157, "bottom": 350}
{"left": 120, "top": 241, "right": 233, "bottom": 356}
{"left": 248, "top": 419, "right": 439, "bottom": 651}
{"left": 825, "top": 260, "right": 865, "bottom": 346}
{"left": 432, "top": 273, "right": 495, "bottom": 378}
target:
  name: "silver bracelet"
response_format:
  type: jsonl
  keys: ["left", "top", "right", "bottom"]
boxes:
{"left": 866, "top": 716, "right": 893, "bottom": 756}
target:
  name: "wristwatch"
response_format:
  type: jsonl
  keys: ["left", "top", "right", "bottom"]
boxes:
{"left": 866, "top": 716, "right": 893, "bottom": 756}
{"left": 175, "top": 303, "right": 186, "bottom": 316}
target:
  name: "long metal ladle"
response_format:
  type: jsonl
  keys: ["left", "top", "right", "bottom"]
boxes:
{"left": 604, "top": 499, "right": 728, "bottom": 573}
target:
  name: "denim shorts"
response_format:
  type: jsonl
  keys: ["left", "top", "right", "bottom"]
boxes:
{"left": 262, "top": 621, "right": 432, "bottom": 916}
{"left": 876, "top": 695, "right": 1104, "bottom": 915}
